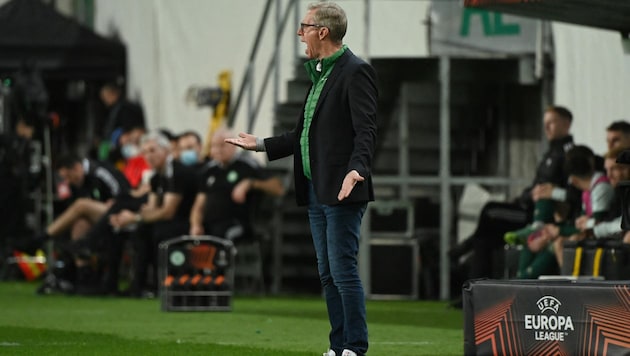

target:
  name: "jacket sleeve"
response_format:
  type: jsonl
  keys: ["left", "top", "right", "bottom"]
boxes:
{"left": 347, "top": 63, "right": 378, "bottom": 178}
{"left": 94, "top": 166, "right": 123, "bottom": 200}
{"left": 264, "top": 129, "right": 297, "bottom": 161}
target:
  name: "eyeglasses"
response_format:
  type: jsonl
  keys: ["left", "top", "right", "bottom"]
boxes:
{"left": 300, "top": 23, "right": 323, "bottom": 32}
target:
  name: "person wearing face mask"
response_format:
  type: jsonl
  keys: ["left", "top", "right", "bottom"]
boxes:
{"left": 176, "top": 130, "right": 205, "bottom": 168}
{"left": 95, "top": 81, "right": 145, "bottom": 162}
{"left": 66, "top": 132, "right": 198, "bottom": 296}
{"left": 118, "top": 127, "right": 151, "bottom": 191}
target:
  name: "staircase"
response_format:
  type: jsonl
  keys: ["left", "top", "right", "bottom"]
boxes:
{"left": 267, "top": 63, "right": 317, "bottom": 294}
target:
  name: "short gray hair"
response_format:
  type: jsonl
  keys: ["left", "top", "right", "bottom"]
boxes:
{"left": 308, "top": 2, "right": 347, "bottom": 43}
{"left": 141, "top": 131, "right": 171, "bottom": 150}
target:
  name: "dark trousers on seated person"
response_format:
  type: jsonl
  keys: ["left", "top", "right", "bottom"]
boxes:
{"left": 517, "top": 247, "right": 558, "bottom": 279}
{"left": 468, "top": 201, "right": 530, "bottom": 279}
{"left": 127, "top": 220, "right": 190, "bottom": 295}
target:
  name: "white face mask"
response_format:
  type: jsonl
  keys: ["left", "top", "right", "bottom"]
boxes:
{"left": 121, "top": 143, "right": 140, "bottom": 159}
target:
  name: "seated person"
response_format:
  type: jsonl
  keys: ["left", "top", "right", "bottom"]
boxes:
{"left": 189, "top": 127, "right": 285, "bottom": 242}
{"left": 450, "top": 106, "right": 578, "bottom": 280}
{"left": 67, "top": 131, "right": 204, "bottom": 295}
{"left": 582, "top": 145, "right": 630, "bottom": 241}
{"left": 117, "top": 126, "right": 152, "bottom": 193}
{"left": 30, "top": 155, "right": 131, "bottom": 294}
{"left": 605, "top": 121, "right": 630, "bottom": 152}
{"left": 552, "top": 145, "right": 614, "bottom": 268}
{"left": 518, "top": 145, "right": 613, "bottom": 276}
{"left": 102, "top": 131, "right": 199, "bottom": 296}
{"left": 31, "top": 154, "right": 131, "bottom": 249}
{"left": 176, "top": 130, "right": 206, "bottom": 168}
{"left": 503, "top": 190, "right": 558, "bottom": 245}
{"left": 516, "top": 203, "right": 569, "bottom": 279}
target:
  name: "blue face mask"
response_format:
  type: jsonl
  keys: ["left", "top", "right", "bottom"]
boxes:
{"left": 180, "top": 149, "right": 199, "bottom": 166}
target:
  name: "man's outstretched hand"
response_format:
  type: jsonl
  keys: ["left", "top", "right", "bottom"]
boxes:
{"left": 224, "top": 132, "right": 257, "bottom": 151}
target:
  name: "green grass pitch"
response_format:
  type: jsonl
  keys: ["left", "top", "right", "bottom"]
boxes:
{"left": 0, "top": 282, "right": 463, "bottom": 355}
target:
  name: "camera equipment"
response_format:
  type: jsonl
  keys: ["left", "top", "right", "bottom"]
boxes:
{"left": 185, "top": 86, "right": 224, "bottom": 108}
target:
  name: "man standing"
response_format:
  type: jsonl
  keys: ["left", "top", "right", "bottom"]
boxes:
{"left": 225, "top": 3, "right": 377, "bottom": 356}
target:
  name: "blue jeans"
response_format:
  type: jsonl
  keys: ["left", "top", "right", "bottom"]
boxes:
{"left": 307, "top": 181, "right": 368, "bottom": 356}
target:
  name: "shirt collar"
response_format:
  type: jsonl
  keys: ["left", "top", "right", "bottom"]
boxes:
{"left": 305, "top": 44, "right": 348, "bottom": 83}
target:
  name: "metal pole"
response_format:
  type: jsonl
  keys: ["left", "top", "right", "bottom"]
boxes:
{"left": 253, "top": 0, "right": 299, "bottom": 125}
{"left": 439, "top": 56, "right": 451, "bottom": 301}
{"left": 228, "top": 0, "right": 274, "bottom": 127}
{"left": 273, "top": 0, "right": 281, "bottom": 115}
{"left": 399, "top": 86, "right": 409, "bottom": 199}
{"left": 497, "top": 85, "right": 508, "bottom": 197}
{"left": 247, "top": 64, "right": 255, "bottom": 132}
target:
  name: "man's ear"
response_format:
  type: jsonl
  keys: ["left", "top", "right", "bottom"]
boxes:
{"left": 318, "top": 27, "right": 329, "bottom": 40}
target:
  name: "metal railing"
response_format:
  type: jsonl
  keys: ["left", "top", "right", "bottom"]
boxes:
{"left": 361, "top": 58, "right": 528, "bottom": 301}
{"left": 227, "top": 0, "right": 299, "bottom": 132}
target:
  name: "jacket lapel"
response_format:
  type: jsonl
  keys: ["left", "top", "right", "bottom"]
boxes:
{"left": 313, "top": 49, "right": 352, "bottom": 117}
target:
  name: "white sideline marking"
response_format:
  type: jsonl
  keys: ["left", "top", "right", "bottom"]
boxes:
{"left": 0, "top": 342, "right": 20, "bottom": 346}
{"left": 1, "top": 341, "right": 87, "bottom": 347}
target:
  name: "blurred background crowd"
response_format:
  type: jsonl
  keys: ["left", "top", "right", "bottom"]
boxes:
{"left": 2, "top": 0, "right": 630, "bottom": 303}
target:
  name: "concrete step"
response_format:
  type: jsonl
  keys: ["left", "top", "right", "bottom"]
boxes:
{"left": 373, "top": 148, "right": 478, "bottom": 175}
{"left": 379, "top": 132, "right": 483, "bottom": 151}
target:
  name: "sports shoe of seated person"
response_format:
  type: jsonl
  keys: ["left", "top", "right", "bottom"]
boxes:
{"left": 504, "top": 221, "right": 544, "bottom": 245}
{"left": 504, "top": 198, "right": 556, "bottom": 245}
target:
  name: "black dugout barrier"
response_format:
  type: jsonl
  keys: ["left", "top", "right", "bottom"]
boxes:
{"left": 464, "top": 279, "right": 630, "bottom": 355}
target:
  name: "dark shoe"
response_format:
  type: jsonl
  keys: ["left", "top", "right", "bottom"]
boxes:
{"left": 36, "top": 273, "right": 75, "bottom": 295}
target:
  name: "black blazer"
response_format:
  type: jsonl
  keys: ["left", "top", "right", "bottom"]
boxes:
{"left": 264, "top": 49, "right": 378, "bottom": 206}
